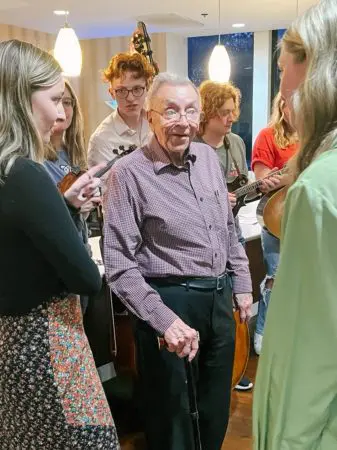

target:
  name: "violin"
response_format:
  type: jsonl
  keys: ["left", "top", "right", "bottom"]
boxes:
{"left": 57, "top": 145, "right": 137, "bottom": 194}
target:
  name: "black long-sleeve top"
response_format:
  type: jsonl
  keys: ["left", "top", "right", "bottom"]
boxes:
{"left": 0, "top": 158, "right": 102, "bottom": 315}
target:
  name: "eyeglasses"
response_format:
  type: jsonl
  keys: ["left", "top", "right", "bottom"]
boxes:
{"left": 113, "top": 86, "right": 146, "bottom": 99}
{"left": 150, "top": 108, "right": 200, "bottom": 123}
{"left": 62, "top": 98, "right": 74, "bottom": 108}
{"left": 217, "top": 109, "right": 237, "bottom": 119}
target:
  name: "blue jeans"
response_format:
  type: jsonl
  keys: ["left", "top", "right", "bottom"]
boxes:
{"left": 255, "top": 228, "right": 280, "bottom": 336}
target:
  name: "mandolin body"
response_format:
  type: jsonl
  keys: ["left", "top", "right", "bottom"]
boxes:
{"left": 256, "top": 186, "right": 288, "bottom": 239}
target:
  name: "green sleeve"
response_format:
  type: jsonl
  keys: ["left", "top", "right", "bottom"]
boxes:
{"left": 254, "top": 181, "right": 337, "bottom": 449}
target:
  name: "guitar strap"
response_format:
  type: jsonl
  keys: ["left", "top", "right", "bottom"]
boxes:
{"left": 224, "top": 136, "right": 242, "bottom": 177}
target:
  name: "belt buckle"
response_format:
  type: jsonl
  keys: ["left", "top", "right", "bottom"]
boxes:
{"left": 216, "top": 273, "right": 225, "bottom": 291}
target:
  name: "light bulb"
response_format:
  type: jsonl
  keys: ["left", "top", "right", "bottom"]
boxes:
{"left": 54, "top": 27, "right": 82, "bottom": 77}
{"left": 208, "top": 44, "right": 231, "bottom": 82}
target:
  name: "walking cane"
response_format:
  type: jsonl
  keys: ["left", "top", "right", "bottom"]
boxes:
{"left": 158, "top": 336, "right": 202, "bottom": 450}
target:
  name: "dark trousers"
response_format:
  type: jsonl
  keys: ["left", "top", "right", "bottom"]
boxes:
{"left": 133, "top": 278, "right": 235, "bottom": 450}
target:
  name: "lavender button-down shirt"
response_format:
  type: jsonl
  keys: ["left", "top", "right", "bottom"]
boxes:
{"left": 103, "top": 134, "right": 252, "bottom": 334}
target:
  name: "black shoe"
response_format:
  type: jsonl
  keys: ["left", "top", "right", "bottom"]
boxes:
{"left": 234, "top": 376, "right": 253, "bottom": 391}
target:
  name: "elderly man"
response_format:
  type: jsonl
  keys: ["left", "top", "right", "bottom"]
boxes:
{"left": 103, "top": 73, "right": 253, "bottom": 450}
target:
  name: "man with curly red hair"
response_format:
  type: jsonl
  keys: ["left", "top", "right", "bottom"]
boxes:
{"left": 88, "top": 52, "right": 155, "bottom": 167}
{"left": 197, "top": 80, "right": 248, "bottom": 197}
{"left": 196, "top": 80, "right": 253, "bottom": 391}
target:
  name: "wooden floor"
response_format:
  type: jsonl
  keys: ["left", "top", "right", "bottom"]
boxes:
{"left": 118, "top": 354, "right": 258, "bottom": 450}
{"left": 224, "top": 354, "right": 258, "bottom": 450}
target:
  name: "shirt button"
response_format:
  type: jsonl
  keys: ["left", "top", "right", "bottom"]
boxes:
{"left": 215, "top": 253, "right": 218, "bottom": 258}
{"left": 209, "top": 225, "right": 212, "bottom": 229}
{"left": 200, "top": 197, "right": 203, "bottom": 201}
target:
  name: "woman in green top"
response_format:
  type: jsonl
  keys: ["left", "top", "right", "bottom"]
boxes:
{"left": 253, "top": 0, "right": 337, "bottom": 448}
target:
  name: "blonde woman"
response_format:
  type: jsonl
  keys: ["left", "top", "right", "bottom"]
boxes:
{"left": 251, "top": 92, "right": 298, "bottom": 354}
{"left": 44, "top": 79, "right": 87, "bottom": 181}
{"left": 254, "top": 0, "right": 337, "bottom": 448}
{"left": 44, "top": 80, "right": 98, "bottom": 313}
{"left": 0, "top": 40, "right": 119, "bottom": 448}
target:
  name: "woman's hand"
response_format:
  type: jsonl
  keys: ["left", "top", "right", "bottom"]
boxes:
{"left": 64, "top": 164, "right": 104, "bottom": 209}
{"left": 80, "top": 197, "right": 102, "bottom": 214}
{"left": 259, "top": 167, "right": 283, "bottom": 193}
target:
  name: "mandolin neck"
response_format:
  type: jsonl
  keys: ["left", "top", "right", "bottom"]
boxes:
{"left": 234, "top": 167, "right": 286, "bottom": 197}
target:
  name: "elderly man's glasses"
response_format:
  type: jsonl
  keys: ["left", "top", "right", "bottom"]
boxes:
{"left": 113, "top": 86, "right": 146, "bottom": 99}
{"left": 151, "top": 108, "right": 200, "bottom": 123}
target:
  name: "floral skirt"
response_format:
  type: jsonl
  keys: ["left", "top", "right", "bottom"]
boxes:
{"left": 0, "top": 295, "right": 119, "bottom": 449}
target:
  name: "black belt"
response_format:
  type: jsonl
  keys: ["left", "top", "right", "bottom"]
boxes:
{"left": 145, "top": 273, "right": 229, "bottom": 292}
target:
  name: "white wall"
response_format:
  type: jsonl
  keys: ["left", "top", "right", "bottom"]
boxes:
{"left": 252, "top": 31, "right": 272, "bottom": 146}
{"left": 165, "top": 33, "right": 188, "bottom": 77}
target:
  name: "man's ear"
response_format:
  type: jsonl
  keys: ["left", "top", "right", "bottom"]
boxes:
{"left": 146, "top": 110, "right": 152, "bottom": 125}
{"left": 146, "top": 110, "right": 155, "bottom": 131}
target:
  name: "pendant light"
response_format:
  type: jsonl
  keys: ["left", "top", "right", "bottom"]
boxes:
{"left": 54, "top": 11, "right": 82, "bottom": 77}
{"left": 208, "top": 0, "right": 231, "bottom": 82}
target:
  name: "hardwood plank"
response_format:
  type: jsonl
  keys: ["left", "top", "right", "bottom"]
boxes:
{"left": 222, "top": 354, "right": 258, "bottom": 449}
{"left": 120, "top": 354, "right": 258, "bottom": 449}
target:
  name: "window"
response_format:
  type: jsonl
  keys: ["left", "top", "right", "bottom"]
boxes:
{"left": 188, "top": 32, "right": 254, "bottom": 163}
{"left": 270, "top": 29, "right": 286, "bottom": 105}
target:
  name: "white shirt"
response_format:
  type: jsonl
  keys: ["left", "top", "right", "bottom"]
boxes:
{"left": 88, "top": 109, "right": 150, "bottom": 168}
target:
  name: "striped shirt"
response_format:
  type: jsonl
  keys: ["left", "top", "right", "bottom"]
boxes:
{"left": 103, "top": 134, "right": 252, "bottom": 334}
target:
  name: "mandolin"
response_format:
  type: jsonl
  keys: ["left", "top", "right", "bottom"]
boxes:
{"left": 228, "top": 166, "right": 287, "bottom": 217}
{"left": 256, "top": 186, "right": 288, "bottom": 239}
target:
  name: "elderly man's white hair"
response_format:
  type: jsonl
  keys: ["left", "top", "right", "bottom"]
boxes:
{"left": 145, "top": 72, "right": 201, "bottom": 111}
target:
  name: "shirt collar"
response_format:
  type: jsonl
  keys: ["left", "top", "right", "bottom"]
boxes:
{"left": 113, "top": 109, "right": 146, "bottom": 136}
{"left": 147, "top": 134, "right": 197, "bottom": 174}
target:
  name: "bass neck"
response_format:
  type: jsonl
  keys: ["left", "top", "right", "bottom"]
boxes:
{"left": 234, "top": 167, "right": 286, "bottom": 197}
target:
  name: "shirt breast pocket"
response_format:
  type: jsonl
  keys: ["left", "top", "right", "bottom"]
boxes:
{"left": 204, "top": 190, "right": 228, "bottom": 230}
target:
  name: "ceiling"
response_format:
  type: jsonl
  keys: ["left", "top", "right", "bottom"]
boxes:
{"left": 1, "top": 0, "right": 318, "bottom": 39}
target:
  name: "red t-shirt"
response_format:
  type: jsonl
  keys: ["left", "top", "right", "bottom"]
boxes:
{"left": 251, "top": 127, "right": 298, "bottom": 170}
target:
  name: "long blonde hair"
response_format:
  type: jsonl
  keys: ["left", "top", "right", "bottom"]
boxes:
{"left": 0, "top": 40, "right": 62, "bottom": 184}
{"left": 45, "top": 80, "right": 87, "bottom": 170}
{"left": 281, "top": 0, "right": 337, "bottom": 179}
{"left": 268, "top": 92, "right": 297, "bottom": 148}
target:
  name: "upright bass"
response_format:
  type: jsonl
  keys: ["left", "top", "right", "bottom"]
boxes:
{"left": 130, "top": 22, "right": 160, "bottom": 75}
{"left": 107, "top": 22, "right": 160, "bottom": 378}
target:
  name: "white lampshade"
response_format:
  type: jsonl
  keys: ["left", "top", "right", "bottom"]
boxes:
{"left": 54, "top": 26, "right": 82, "bottom": 77}
{"left": 208, "top": 44, "right": 231, "bottom": 82}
